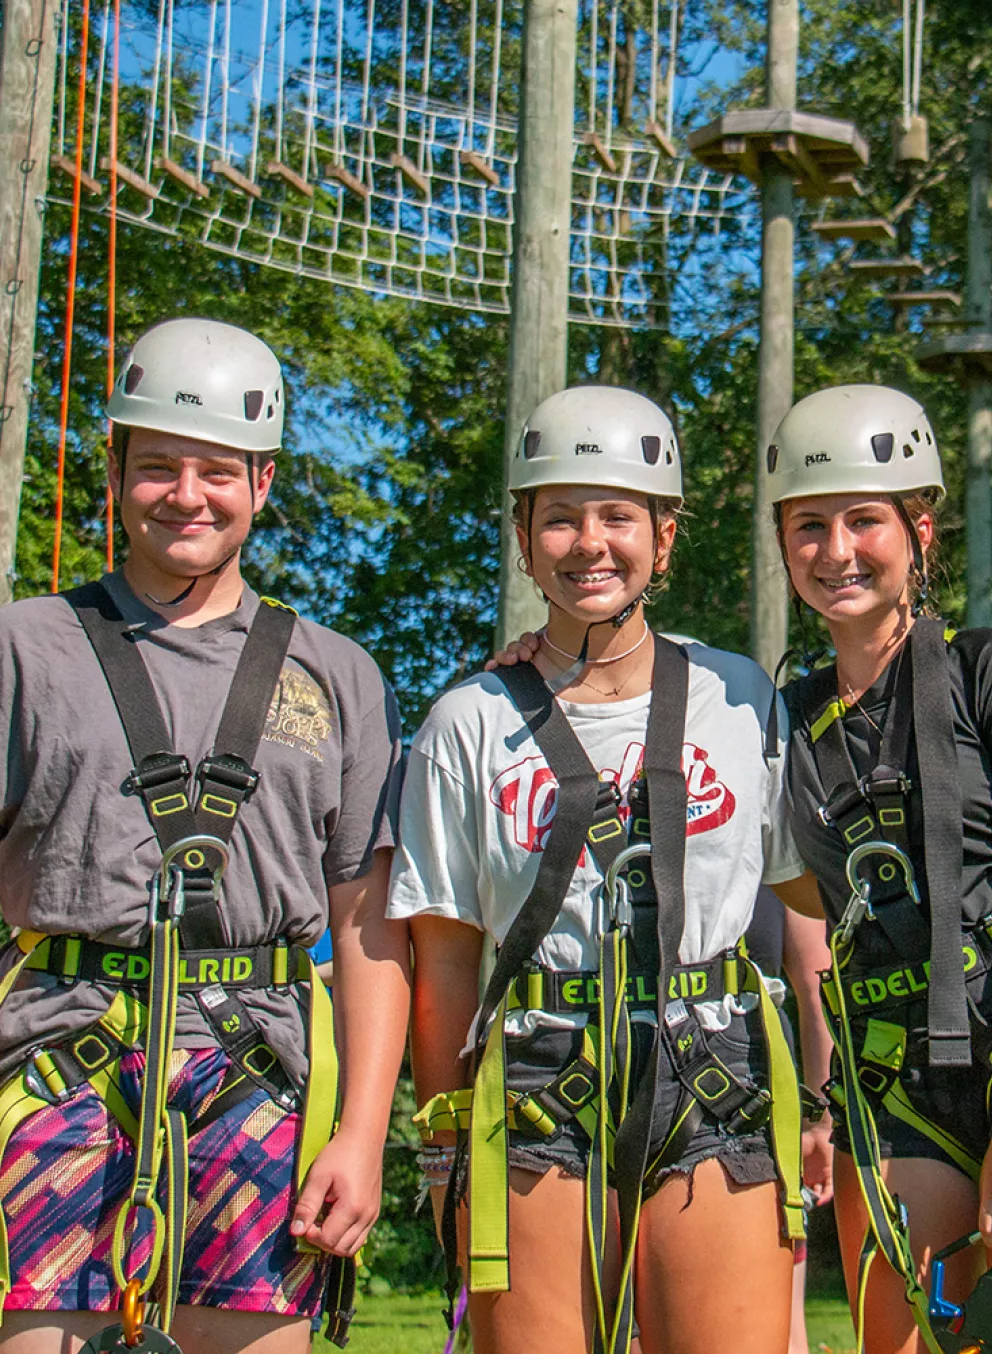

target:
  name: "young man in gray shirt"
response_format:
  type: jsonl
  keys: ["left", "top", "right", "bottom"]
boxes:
{"left": 0, "top": 318, "right": 409, "bottom": 1354}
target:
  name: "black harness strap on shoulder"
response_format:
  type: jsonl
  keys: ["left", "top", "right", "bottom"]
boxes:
{"left": 912, "top": 619, "right": 969, "bottom": 1065}
{"left": 64, "top": 582, "right": 295, "bottom": 948}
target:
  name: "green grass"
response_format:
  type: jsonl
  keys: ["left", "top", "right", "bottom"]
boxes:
{"left": 313, "top": 1290, "right": 857, "bottom": 1354}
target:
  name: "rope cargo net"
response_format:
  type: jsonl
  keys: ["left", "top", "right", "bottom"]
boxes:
{"left": 51, "top": 0, "right": 755, "bottom": 329}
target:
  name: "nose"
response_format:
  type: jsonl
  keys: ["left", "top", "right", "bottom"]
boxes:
{"left": 823, "top": 518, "right": 855, "bottom": 562}
{"left": 170, "top": 465, "right": 208, "bottom": 510}
{"left": 574, "top": 512, "right": 606, "bottom": 555}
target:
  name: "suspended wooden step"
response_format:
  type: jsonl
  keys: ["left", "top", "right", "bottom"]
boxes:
{"left": 211, "top": 160, "right": 261, "bottom": 199}
{"left": 326, "top": 161, "right": 369, "bottom": 198}
{"left": 50, "top": 153, "right": 102, "bottom": 196}
{"left": 645, "top": 121, "right": 677, "bottom": 158}
{"left": 155, "top": 157, "right": 208, "bottom": 199}
{"left": 918, "top": 330, "right": 992, "bottom": 378}
{"left": 460, "top": 151, "right": 500, "bottom": 188}
{"left": 811, "top": 218, "right": 895, "bottom": 244}
{"left": 390, "top": 153, "right": 429, "bottom": 196}
{"left": 849, "top": 257, "right": 924, "bottom": 280}
{"left": 265, "top": 161, "right": 313, "bottom": 197}
{"left": 887, "top": 289, "right": 961, "bottom": 308}
{"left": 687, "top": 109, "right": 868, "bottom": 199}
{"left": 100, "top": 157, "right": 158, "bottom": 199}
{"left": 583, "top": 132, "right": 617, "bottom": 174}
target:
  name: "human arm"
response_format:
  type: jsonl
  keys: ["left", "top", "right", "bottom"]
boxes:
{"left": 771, "top": 870, "right": 825, "bottom": 919}
{"left": 291, "top": 848, "right": 411, "bottom": 1255}
{"left": 782, "top": 907, "right": 834, "bottom": 1206}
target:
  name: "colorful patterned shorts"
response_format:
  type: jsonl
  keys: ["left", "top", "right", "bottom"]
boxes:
{"left": 1, "top": 1046, "right": 328, "bottom": 1314}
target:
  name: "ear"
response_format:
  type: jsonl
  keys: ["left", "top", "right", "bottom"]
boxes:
{"left": 653, "top": 516, "right": 678, "bottom": 575}
{"left": 107, "top": 451, "right": 122, "bottom": 503}
{"left": 514, "top": 521, "right": 533, "bottom": 577}
{"left": 252, "top": 457, "right": 276, "bottom": 515}
{"left": 915, "top": 511, "right": 934, "bottom": 556}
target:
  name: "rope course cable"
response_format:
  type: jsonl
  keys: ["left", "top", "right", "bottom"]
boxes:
{"left": 51, "top": 0, "right": 754, "bottom": 330}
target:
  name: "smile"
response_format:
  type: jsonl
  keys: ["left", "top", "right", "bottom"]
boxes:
{"left": 819, "top": 574, "right": 871, "bottom": 591}
{"left": 563, "top": 570, "right": 622, "bottom": 584}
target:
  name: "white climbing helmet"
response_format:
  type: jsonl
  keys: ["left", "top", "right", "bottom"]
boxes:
{"left": 510, "top": 386, "right": 683, "bottom": 504}
{"left": 107, "top": 318, "right": 284, "bottom": 454}
{"left": 767, "top": 384, "right": 944, "bottom": 503}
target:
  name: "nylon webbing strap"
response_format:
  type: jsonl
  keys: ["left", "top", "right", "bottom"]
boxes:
{"left": 610, "top": 637, "right": 688, "bottom": 1354}
{"left": 911, "top": 619, "right": 970, "bottom": 1065}
{"left": 64, "top": 582, "right": 296, "bottom": 948}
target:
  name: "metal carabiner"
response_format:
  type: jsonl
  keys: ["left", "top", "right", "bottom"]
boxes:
{"left": 836, "top": 840, "right": 920, "bottom": 945}
{"left": 602, "top": 842, "right": 651, "bottom": 937}
{"left": 151, "top": 834, "right": 230, "bottom": 924}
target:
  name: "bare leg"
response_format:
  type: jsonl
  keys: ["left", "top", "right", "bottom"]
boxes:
{"left": 834, "top": 1150, "right": 983, "bottom": 1354}
{"left": 788, "top": 1252, "right": 810, "bottom": 1354}
{"left": 0, "top": 1307, "right": 312, "bottom": 1354}
{"left": 633, "top": 1157, "right": 793, "bottom": 1354}
{"left": 463, "top": 1167, "right": 619, "bottom": 1354}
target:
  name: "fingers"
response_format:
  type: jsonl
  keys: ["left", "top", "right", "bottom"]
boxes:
{"left": 291, "top": 1178, "right": 378, "bottom": 1255}
{"left": 485, "top": 632, "right": 542, "bottom": 671}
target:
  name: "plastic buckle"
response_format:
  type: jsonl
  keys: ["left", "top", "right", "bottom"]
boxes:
{"left": 818, "top": 781, "right": 867, "bottom": 829}
{"left": 124, "top": 754, "right": 191, "bottom": 797}
{"left": 198, "top": 755, "right": 260, "bottom": 801}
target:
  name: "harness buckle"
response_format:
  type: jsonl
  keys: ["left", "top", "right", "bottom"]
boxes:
{"left": 23, "top": 1052, "right": 65, "bottom": 1105}
{"left": 198, "top": 755, "right": 260, "bottom": 801}
{"left": 123, "top": 754, "right": 191, "bottom": 798}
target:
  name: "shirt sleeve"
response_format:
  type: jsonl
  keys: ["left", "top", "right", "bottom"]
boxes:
{"left": 760, "top": 691, "right": 805, "bottom": 886}
{"left": 322, "top": 669, "right": 404, "bottom": 887}
{"left": 387, "top": 745, "right": 485, "bottom": 929}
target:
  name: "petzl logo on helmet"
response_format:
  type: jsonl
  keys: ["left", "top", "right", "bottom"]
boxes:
{"left": 805, "top": 452, "right": 831, "bottom": 467}
{"left": 574, "top": 442, "right": 603, "bottom": 455}
{"left": 175, "top": 390, "right": 203, "bottom": 405}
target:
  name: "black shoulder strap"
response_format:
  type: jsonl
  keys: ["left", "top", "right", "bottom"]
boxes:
{"left": 912, "top": 618, "right": 969, "bottom": 1065}
{"left": 64, "top": 581, "right": 296, "bottom": 945}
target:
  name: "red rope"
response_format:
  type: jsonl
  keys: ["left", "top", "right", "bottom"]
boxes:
{"left": 52, "top": 0, "right": 92, "bottom": 592}
{"left": 105, "top": 0, "right": 119, "bottom": 571}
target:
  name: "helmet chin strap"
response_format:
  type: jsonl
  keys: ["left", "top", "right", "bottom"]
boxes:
{"left": 545, "top": 594, "right": 646, "bottom": 695}
{"left": 143, "top": 547, "right": 241, "bottom": 608}
{"left": 891, "top": 496, "right": 929, "bottom": 617}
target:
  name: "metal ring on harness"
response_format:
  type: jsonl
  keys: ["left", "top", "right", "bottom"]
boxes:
{"left": 152, "top": 835, "right": 231, "bottom": 922}
{"left": 603, "top": 841, "right": 652, "bottom": 938}
{"left": 837, "top": 840, "right": 921, "bottom": 944}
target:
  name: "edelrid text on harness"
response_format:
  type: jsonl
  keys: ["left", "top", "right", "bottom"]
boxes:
{"left": 416, "top": 640, "right": 804, "bottom": 1354}
{"left": 797, "top": 619, "right": 985, "bottom": 1354}
{"left": 0, "top": 584, "right": 352, "bottom": 1348}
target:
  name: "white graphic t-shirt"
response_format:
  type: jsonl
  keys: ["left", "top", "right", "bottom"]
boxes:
{"left": 388, "top": 642, "right": 803, "bottom": 1033}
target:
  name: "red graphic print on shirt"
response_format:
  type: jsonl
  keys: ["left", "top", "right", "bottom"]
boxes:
{"left": 489, "top": 741, "right": 736, "bottom": 853}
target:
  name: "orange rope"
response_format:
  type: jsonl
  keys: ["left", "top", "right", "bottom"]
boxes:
{"left": 105, "top": 0, "right": 119, "bottom": 571}
{"left": 52, "top": 0, "right": 92, "bottom": 592}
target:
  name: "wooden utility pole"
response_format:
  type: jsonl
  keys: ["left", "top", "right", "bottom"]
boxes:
{"left": 496, "top": 0, "right": 578, "bottom": 648}
{"left": 965, "top": 117, "right": 992, "bottom": 626}
{"left": 0, "top": 0, "right": 59, "bottom": 605}
{"left": 752, "top": 0, "right": 797, "bottom": 675}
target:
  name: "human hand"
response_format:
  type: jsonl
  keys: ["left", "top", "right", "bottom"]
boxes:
{"left": 801, "top": 1116, "right": 834, "bottom": 1207}
{"left": 979, "top": 1137, "right": 992, "bottom": 1249}
{"left": 290, "top": 1126, "right": 384, "bottom": 1255}
{"left": 484, "top": 631, "right": 541, "bottom": 671}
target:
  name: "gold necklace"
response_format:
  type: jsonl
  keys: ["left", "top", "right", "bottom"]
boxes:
{"left": 843, "top": 684, "right": 884, "bottom": 739}
{"left": 542, "top": 641, "right": 649, "bottom": 700}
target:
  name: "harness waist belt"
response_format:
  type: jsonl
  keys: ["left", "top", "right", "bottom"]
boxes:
{"left": 825, "top": 929, "right": 992, "bottom": 1018}
{"left": 506, "top": 954, "right": 738, "bottom": 1015}
{"left": 22, "top": 934, "right": 311, "bottom": 990}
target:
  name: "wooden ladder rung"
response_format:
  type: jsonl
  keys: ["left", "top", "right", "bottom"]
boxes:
{"left": 50, "top": 154, "right": 103, "bottom": 196}
{"left": 390, "top": 153, "right": 429, "bottom": 196}
{"left": 100, "top": 157, "right": 158, "bottom": 199}
{"left": 210, "top": 160, "right": 262, "bottom": 198}
{"left": 583, "top": 131, "right": 617, "bottom": 174}
{"left": 459, "top": 150, "right": 500, "bottom": 188}
{"left": 155, "top": 157, "right": 209, "bottom": 198}
{"left": 325, "top": 162, "right": 369, "bottom": 198}
{"left": 265, "top": 160, "right": 313, "bottom": 197}
{"left": 645, "top": 121, "right": 677, "bottom": 158}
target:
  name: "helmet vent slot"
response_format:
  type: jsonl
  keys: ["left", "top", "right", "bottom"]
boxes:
{"left": 767, "top": 443, "right": 779, "bottom": 473}
{"left": 641, "top": 435, "right": 661, "bottom": 466}
{"left": 523, "top": 429, "right": 542, "bottom": 459}
{"left": 903, "top": 443, "right": 914, "bottom": 458}
{"left": 244, "top": 390, "right": 265, "bottom": 421}
{"left": 666, "top": 440, "right": 675, "bottom": 465}
{"left": 124, "top": 364, "right": 144, "bottom": 395}
{"left": 871, "top": 432, "right": 894, "bottom": 463}
{"left": 912, "top": 427, "right": 921, "bottom": 442}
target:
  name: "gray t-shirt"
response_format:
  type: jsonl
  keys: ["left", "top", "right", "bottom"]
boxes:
{"left": 0, "top": 572, "right": 403, "bottom": 1082}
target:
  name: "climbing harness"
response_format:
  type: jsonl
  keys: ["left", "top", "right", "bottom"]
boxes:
{"left": 930, "top": 1232, "right": 992, "bottom": 1353}
{"left": 796, "top": 619, "right": 990, "bottom": 1354}
{"left": 417, "top": 639, "right": 804, "bottom": 1354}
{"left": 0, "top": 582, "right": 349, "bottom": 1346}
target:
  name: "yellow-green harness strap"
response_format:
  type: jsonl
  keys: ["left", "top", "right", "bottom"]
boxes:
{"left": 741, "top": 957, "right": 806, "bottom": 1241}
{"left": 468, "top": 991, "right": 511, "bottom": 1293}
{"left": 295, "top": 954, "right": 338, "bottom": 1195}
{"left": 826, "top": 930, "right": 943, "bottom": 1354}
